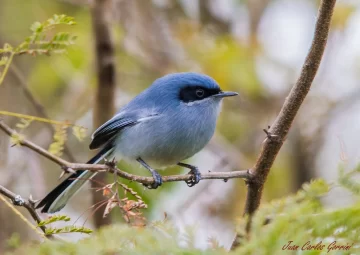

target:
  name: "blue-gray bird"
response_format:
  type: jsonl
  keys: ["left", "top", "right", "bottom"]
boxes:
{"left": 36, "top": 72, "right": 238, "bottom": 213}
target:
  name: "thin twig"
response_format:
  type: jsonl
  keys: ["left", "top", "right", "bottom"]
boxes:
{"left": 0, "top": 120, "right": 251, "bottom": 186}
{"left": 231, "top": 0, "right": 337, "bottom": 249}
{"left": 0, "top": 119, "right": 72, "bottom": 166}
{"left": 0, "top": 185, "right": 50, "bottom": 238}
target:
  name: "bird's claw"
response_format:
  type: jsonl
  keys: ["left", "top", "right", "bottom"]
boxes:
{"left": 186, "top": 167, "right": 201, "bottom": 187}
{"left": 146, "top": 170, "right": 163, "bottom": 189}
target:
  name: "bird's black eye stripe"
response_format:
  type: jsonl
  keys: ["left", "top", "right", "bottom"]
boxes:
{"left": 179, "top": 86, "right": 220, "bottom": 103}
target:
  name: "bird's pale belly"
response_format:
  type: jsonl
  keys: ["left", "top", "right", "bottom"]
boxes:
{"left": 113, "top": 119, "right": 215, "bottom": 168}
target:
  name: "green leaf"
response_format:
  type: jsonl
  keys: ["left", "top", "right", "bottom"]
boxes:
{"left": 72, "top": 126, "right": 87, "bottom": 141}
{"left": 10, "top": 133, "right": 25, "bottom": 146}
{"left": 38, "top": 215, "right": 71, "bottom": 227}
{"left": 6, "top": 233, "right": 21, "bottom": 250}
{"left": 0, "top": 43, "right": 13, "bottom": 53}
{"left": 13, "top": 14, "right": 77, "bottom": 56}
{"left": 48, "top": 125, "right": 68, "bottom": 157}
{"left": 30, "top": 22, "right": 43, "bottom": 33}
{"left": 45, "top": 226, "right": 93, "bottom": 235}
{"left": 15, "top": 118, "right": 33, "bottom": 130}
{"left": 0, "top": 56, "right": 8, "bottom": 66}
{"left": 302, "top": 179, "right": 330, "bottom": 198}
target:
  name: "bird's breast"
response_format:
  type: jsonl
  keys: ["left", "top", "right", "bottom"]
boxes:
{"left": 114, "top": 104, "right": 219, "bottom": 167}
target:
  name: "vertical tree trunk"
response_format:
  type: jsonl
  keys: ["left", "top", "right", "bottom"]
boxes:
{"left": 91, "top": 0, "right": 116, "bottom": 228}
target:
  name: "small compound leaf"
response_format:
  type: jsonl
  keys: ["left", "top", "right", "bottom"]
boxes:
{"left": 38, "top": 215, "right": 70, "bottom": 227}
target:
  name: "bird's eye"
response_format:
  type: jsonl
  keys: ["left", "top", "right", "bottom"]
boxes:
{"left": 195, "top": 89, "right": 204, "bottom": 98}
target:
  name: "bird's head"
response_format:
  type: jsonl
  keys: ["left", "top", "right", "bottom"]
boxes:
{"left": 149, "top": 72, "right": 238, "bottom": 107}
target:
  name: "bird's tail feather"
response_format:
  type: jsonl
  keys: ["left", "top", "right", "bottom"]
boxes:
{"left": 36, "top": 145, "right": 114, "bottom": 213}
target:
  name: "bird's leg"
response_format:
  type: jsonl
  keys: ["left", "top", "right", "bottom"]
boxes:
{"left": 177, "top": 162, "right": 201, "bottom": 187}
{"left": 137, "top": 158, "right": 163, "bottom": 189}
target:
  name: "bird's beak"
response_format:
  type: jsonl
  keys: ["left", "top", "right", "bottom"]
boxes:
{"left": 213, "top": 91, "right": 238, "bottom": 98}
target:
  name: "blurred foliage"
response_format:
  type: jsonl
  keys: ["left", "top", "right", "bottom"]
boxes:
{"left": 15, "top": 118, "right": 34, "bottom": 130}
{"left": 331, "top": 4, "right": 356, "bottom": 30}
{"left": 8, "top": 176, "right": 360, "bottom": 254}
{"left": 48, "top": 124, "right": 68, "bottom": 157}
{"left": 176, "top": 24, "right": 263, "bottom": 99}
{"left": 0, "top": 14, "right": 87, "bottom": 159}
{"left": 0, "top": 14, "right": 77, "bottom": 85}
{"left": 338, "top": 163, "right": 360, "bottom": 196}
{"left": 5, "top": 233, "right": 21, "bottom": 251}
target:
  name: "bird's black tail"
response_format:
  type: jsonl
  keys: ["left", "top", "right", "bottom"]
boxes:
{"left": 36, "top": 145, "right": 113, "bottom": 213}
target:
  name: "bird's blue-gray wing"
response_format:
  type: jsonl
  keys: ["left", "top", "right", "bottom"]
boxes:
{"left": 89, "top": 114, "right": 138, "bottom": 150}
{"left": 89, "top": 110, "right": 160, "bottom": 150}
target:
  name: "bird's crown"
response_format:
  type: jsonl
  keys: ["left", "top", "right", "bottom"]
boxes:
{"left": 151, "top": 72, "right": 220, "bottom": 91}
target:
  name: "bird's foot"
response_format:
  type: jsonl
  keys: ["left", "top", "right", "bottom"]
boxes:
{"left": 186, "top": 166, "right": 201, "bottom": 187}
{"left": 146, "top": 170, "right": 163, "bottom": 189}
{"left": 137, "top": 158, "right": 163, "bottom": 189}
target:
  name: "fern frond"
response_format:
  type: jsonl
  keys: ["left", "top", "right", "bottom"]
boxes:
{"left": 38, "top": 215, "right": 71, "bottom": 227}
{"left": 45, "top": 226, "right": 92, "bottom": 236}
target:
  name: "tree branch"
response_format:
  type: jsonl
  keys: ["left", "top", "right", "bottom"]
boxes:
{"left": 0, "top": 119, "right": 250, "bottom": 187}
{"left": 231, "top": 0, "right": 337, "bottom": 249}
{"left": 0, "top": 184, "right": 49, "bottom": 237}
